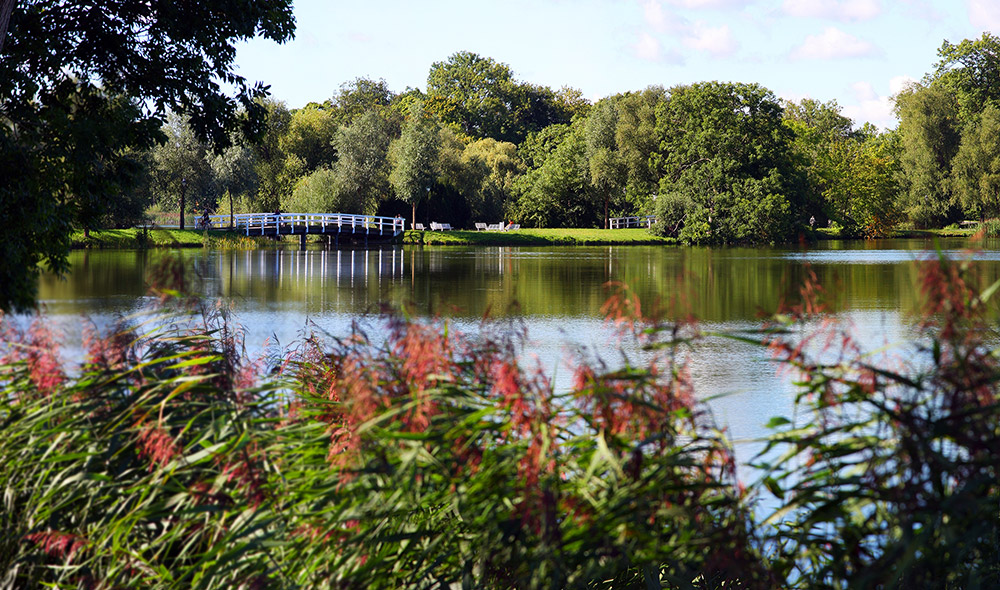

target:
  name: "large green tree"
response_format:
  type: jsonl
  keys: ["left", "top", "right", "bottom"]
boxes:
{"left": 150, "top": 114, "right": 215, "bottom": 229}
{"left": 615, "top": 87, "right": 667, "bottom": 214}
{"left": 651, "top": 82, "right": 797, "bottom": 244}
{"left": 425, "top": 51, "right": 569, "bottom": 144}
{"left": 0, "top": 0, "right": 295, "bottom": 311}
{"left": 930, "top": 33, "right": 1000, "bottom": 128}
{"left": 514, "top": 122, "right": 594, "bottom": 228}
{"left": 894, "top": 83, "right": 961, "bottom": 227}
{"left": 952, "top": 103, "right": 1000, "bottom": 219}
{"left": 584, "top": 99, "right": 626, "bottom": 228}
{"left": 782, "top": 98, "right": 858, "bottom": 227}
{"left": 821, "top": 130, "right": 902, "bottom": 237}
{"left": 334, "top": 110, "right": 395, "bottom": 216}
{"left": 390, "top": 101, "right": 441, "bottom": 225}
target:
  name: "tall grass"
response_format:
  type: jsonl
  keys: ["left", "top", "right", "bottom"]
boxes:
{"left": 4, "top": 249, "right": 1000, "bottom": 588}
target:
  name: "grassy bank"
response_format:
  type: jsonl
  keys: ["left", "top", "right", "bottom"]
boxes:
{"left": 72, "top": 227, "right": 676, "bottom": 249}
{"left": 71, "top": 228, "right": 277, "bottom": 249}
{"left": 404, "top": 227, "right": 675, "bottom": 246}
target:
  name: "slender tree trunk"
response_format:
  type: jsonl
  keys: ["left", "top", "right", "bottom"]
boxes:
{"left": 229, "top": 190, "right": 234, "bottom": 228}
{"left": 180, "top": 187, "right": 186, "bottom": 230}
{"left": 0, "top": 0, "right": 14, "bottom": 54}
{"left": 412, "top": 202, "right": 416, "bottom": 229}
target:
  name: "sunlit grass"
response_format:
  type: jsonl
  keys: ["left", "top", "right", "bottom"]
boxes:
{"left": 406, "top": 227, "right": 674, "bottom": 246}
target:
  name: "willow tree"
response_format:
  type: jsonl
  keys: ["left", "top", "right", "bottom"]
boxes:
{"left": 390, "top": 101, "right": 441, "bottom": 226}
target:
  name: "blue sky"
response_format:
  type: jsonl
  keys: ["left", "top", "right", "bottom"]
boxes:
{"left": 234, "top": 0, "right": 998, "bottom": 130}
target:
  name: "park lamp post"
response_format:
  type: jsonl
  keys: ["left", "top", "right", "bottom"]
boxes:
{"left": 180, "top": 177, "right": 187, "bottom": 230}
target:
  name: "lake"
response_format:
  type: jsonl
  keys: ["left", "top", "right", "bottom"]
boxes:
{"left": 31, "top": 238, "right": 1000, "bottom": 462}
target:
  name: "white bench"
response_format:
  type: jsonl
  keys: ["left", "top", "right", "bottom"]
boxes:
{"left": 429, "top": 222, "right": 452, "bottom": 231}
{"left": 414, "top": 223, "right": 425, "bottom": 230}
{"left": 475, "top": 222, "right": 488, "bottom": 231}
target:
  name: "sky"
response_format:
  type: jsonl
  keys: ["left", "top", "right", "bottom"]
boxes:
{"left": 233, "top": 0, "right": 999, "bottom": 130}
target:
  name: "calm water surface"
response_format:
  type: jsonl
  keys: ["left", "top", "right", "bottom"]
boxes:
{"left": 33, "top": 238, "right": 1000, "bottom": 459}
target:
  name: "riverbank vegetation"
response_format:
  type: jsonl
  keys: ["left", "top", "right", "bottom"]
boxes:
{"left": 4, "top": 251, "right": 1000, "bottom": 587}
{"left": 121, "top": 34, "right": 1000, "bottom": 251}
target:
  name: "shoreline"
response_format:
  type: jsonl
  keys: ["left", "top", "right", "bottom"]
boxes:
{"left": 70, "top": 226, "right": 979, "bottom": 250}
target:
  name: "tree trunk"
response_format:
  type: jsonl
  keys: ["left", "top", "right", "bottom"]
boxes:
{"left": 180, "top": 188, "right": 186, "bottom": 230}
{"left": 0, "top": 0, "right": 14, "bottom": 54}
{"left": 411, "top": 202, "right": 416, "bottom": 229}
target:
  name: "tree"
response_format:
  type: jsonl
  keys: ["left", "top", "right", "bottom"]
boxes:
{"left": 821, "top": 131, "right": 902, "bottom": 237}
{"left": 150, "top": 114, "right": 215, "bottom": 229}
{"left": 250, "top": 98, "right": 298, "bottom": 213}
{"left": 390, "top": 101, "right": 441, "bottom": 225}
{"left": 930, "top": 32, "right": 1000, "bottom": 128}
{"left": 334, "top": 110, "right": 394, "bottom": 216}
{"left": 211, "top": 143, "right": 259, "bottom": 226}
{"left": 461, "top": 138, "right": 524, "bottom": 222}
{"left": 284, "top": 168, "right": 342, "bottom": 214}
{"left": 783, "top": 98, "right": 858, "bottom": 226}
{"left": 952, "top": 104, "right": 1000, "bottom": 219}
{"left": 894, "top": 83, "right": 961, "bottom": 227}
{"left": 425, "top": 51, "right": 569, "bottom": 145}
{"left": 650, "top": 82, "right": 797, "bottom": 244}
{"left": 329, "top": 77, "right": 396, "bottom": 128}
{"left": 616, "top": 87, "right": 667, "bottom": 214}
{"left": 513, "top": 123, "right": 594, "bottom": 228}
{"left": 281, "top": 105, "right": 338, "bottom": 172}
{"left": 0, "top": 0, "right": 295, "bottom": 311}
{"left": 585, "top": 99, "right": 626, "bottom": 228}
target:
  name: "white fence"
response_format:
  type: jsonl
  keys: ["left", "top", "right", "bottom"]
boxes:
{"left": 609, "top": 215, "right": 656, "bottom": 229}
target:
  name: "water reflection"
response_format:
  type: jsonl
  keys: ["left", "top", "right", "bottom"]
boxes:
{"left": 31, "top": 239, "right": 1000, "bottom": 465}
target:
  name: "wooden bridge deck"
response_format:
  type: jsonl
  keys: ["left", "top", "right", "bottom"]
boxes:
{"left": 200, "top": 213, "right": 405, "bottom": 241}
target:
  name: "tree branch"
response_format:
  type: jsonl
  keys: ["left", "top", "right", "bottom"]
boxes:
{"left": 0, "top": 0, "right": 14, "bottom": 54}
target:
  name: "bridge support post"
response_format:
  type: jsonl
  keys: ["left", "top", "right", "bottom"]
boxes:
{"left": 299, "top": 233, "right": 307, "bottom": 250}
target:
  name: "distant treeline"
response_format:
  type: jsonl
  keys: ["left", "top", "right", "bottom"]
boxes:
{"left": 127, "top": 34, "right": 1000, "bottom": 244}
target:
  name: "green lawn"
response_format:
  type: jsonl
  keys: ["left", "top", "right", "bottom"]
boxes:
{"left": 404, "top": 227, "right": 674, "bottom": 246}
{"left": 70, "top": 228, "right": 277, "bottom": 249}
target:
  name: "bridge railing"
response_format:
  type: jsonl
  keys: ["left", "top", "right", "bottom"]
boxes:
{"left": 226, "top": 213, "right": 405, "bottom": 236}
{"left": 609, "top": 215, "right": 657, "bottom": 229}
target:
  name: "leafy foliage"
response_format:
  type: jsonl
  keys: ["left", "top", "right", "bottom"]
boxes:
{"left": 753, "top": 254, "right": 1000, "bottom": 587}
{"left": 651, "top": 82, "right": 798, "bottom": 244}
{"left": 0, "top": 0, "right": 295, "bottom": 311}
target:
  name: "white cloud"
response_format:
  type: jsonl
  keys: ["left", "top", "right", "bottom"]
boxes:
{"left": 666, "top": 0, "right": 753, "bottom": 8}
{"left": 899, "top": 0, "right": 943, "bottom": 22}
{"left": 792, "top": 27, "right": 880, "bottom": 60}
{"left": 682, "top": 23, "right": 739, "bottom": 56}
{"left": 782, "top": 0, "right": 882, "bottom": 21}
{"left": 969, "top": 0, "right": 1000, "bottom": 32}
{"left": 841, "top": 76, "right": 914, "bottom": 129}
{"left": 842, "top": 81, "right": 892, "bottom": 128}
{"left": 888, "top": 74, "right": 917, "bottom": 96}
{"left": 635, "top": 32, "right": 662, "bottom": 60}
{"left": 641, "top": 0, "right": 688, "bottom": 33}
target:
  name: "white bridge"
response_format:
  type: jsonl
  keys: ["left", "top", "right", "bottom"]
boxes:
{"left": 199, "top": 213, "right": 405, "bottom": 242}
